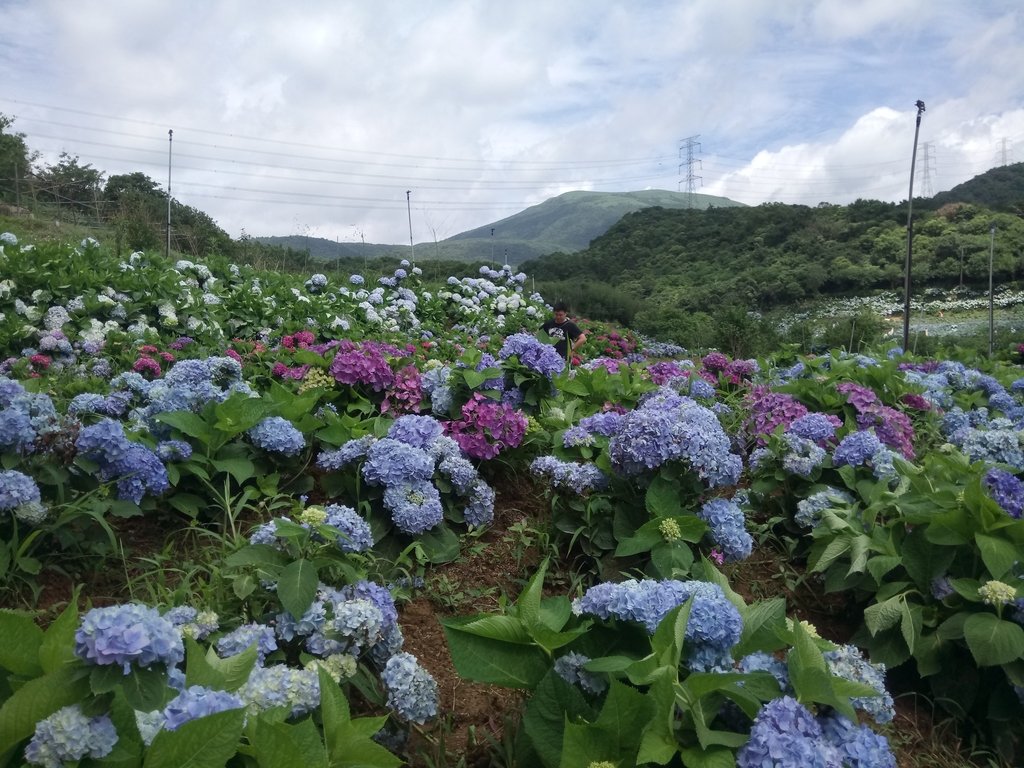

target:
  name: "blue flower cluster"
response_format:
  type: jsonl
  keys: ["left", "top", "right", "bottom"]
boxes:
{"left": 0, "top": 469, "right": 42, "bottom": 520}
{"left": 530, "top": 455, "right": 609, "bottom": 494}
{"left": 387, "top": 414, "right": 445, "bottom": 449}
{"left": 781, "top": 434, "right": 827, "bottom": 478}
{"left": 795, "top": 488, "right": 855, "bottom": 529}
{"left": 384, "top": 480, "right": 444, "bottom": 534}
{"left": 554, "top": 651, "right": 607, "bottom": 695}
{"left": 738, "top": 651, "right": 790, "bottom": 690}
{"left": 831, "top": 430, "right": 898, "bottom": 481}
{"left": 697, "top": 498, "right": 753, "bottom": 562}
{"left": 316, "top": 435, "right": 376, "bottom": 471}
{"left": 75, "top": 603, "right": 184, "bottom": 673}
{"left": 579, "top": 411, "right": 625, "bottom": 437}
{"left": 823, "top": 644, "right": 895, "bottom": 724}
{"left": 608, "top": 390, "right": 741, "bottom": 487}
{"left": 736, "top": 696, "right": 833, "bottom": 768}
{"left": 163, "top": 605, "right": 219, "bottom": 641}
{"left": 322, "top": 503, "right": 374, "bottom": 551}
{"left": 573, "top": 579, "right": 742, "bottom": 670}
{"left": 75, "top": 418, "right": 169, "bottom": 504}
{"left": 420, "top": 365, "right": 454, "bottom": 416}
{"left": 818, "top": 714, "right": 897, "bottom": 768}
{"left": 499, "top": 332, "right": 565, "bottom": 378}
{"left": 162, "top": 685, "right": 244, "bottom": 730}
{"left": 216, "top": 623, "right": 279, "bottom": 664}
{"left": 984, "top": 468, "right": 1024, "bottom": 519}
{"left": 248, "top": 416, "right": 305, "bottom": 457}
{"left": 24, "top": 705, "right": 118, "bottom": 768}
{"left": 239, "top": 664, "right": 320, "bottom": 717}
{"left": 381, "top": 652, "right": 439, "bottom": 724}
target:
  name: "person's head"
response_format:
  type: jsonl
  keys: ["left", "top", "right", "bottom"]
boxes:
{"left": 552, "top": 301, "right": 569, "bottom": 323}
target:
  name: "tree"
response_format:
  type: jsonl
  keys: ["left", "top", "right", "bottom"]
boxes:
{"left": 0, "top": 113, "right": 37, "bottom": 205}
{"left": 35, "top": 152, "right": 105, "bottom": 221}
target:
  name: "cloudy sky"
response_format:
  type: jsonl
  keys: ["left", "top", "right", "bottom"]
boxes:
{"left": 2, "top": 0, "right": 1022, "bottom": 246}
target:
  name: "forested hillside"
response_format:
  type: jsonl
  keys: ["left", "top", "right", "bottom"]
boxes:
{"left": 523, "top": 164, "right": 1024, "bottom": 343}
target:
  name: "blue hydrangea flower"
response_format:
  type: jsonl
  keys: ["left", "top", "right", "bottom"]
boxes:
{"left": 0, "top": 407, "right": 37, "bottom": 453}
{"left": 818, "top": 714, "right": 896, "bottom": 768}
{"left": 387, "top": 414, "right": 444, "bottom": 449}
{"left": 530, "top": 455, "right": 609, "bottom": 494}
{"left": 463, "top": 478, "right": 496, "bottom": 527}
{"left": 781, "top": 433, "right": 827, "bottom": 478}
{"left": 795, "top": 488, "right": 855, "bottom": 529}
{"left": 736, "top": 696, "right": 834, "bottom": 768}
{"left": 823, "top": 644, "right": 895, "bottom": 723}
{"left": 384, "top": 479, "right": 444, "bottom": 534}
{"left": 216, "top": 623, "right": 278, "bottom": 665}
{"left": 322, "top": 503, "right": 374, "bottom": 551}
{"left": 275, "top": 601, "right": 327, "bottom": 642}
{"left": 239, "top": 664, "right": 320, "bottom": 717}
{"left": 248, "top": 416, "right": 305, "bottom": 457}
{"left": 0, "top": 469, "right": 42, "bottom": 513}
{"left": 24, "top": 705, "right": 118, "bottom": 768}
{"left": 573, "top": 579, "right": 742, "bottom": 670}
{"left": 331, "top": 598, "right": 384, "bottom": 650}
{"left": 75, "top": 604, "right": 184, "bottom": 673}
{"left": 499, "top": 333, "right": 565, "bottom": 377}
{"left": 317, "top": 435, "right": 376, "bottom": 471}
{"left": 562, "top": 425, "right": 595, "bottom": 448}
{"left": 362, "top": 439, "right": 434, "bottom": 487}
{"left": 579, "top": 411, "right": 625, "bottom": 437}
{"left": 697, "top": 498, "right": 753, "bottom": 562}
{"left": 162, "top": 686, "right": 244, "bottom": 731}
{"left": 832, "top": 430, "right": 883, "bottom": 468}
{"left": 156, "top": 440, "right": 193, "bottom": 462}
{"left": 984, "top": 468, "right": 1023, "bottom": 519}
{"left": 554, "top": 651, "right": 607, "bottom": 695}
{"left": 335, "top": 580, "right": 398, "bottom": 632}
{"left": 421, "top": 365, "right": 455, "bottom": 416}
{"left": 381, "top": 652, "right": 439, "bottom": 724}
{"left": 438, "top": 453, "right": 478, "bottom": 494}
{"left": 738, "top": 651, "right": 790, "bottom": 691}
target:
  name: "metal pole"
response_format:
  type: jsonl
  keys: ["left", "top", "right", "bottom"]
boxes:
{"left": 406, "top": 190, "right": 414, "bottom": 264}
{"left": 902, "top": 100, "right": 925, "bottom": 352}
{"left": 166, "top": 129, "right": 173, "bottom": 259}
{"left": 989, "top": 222, "right": 996, "bottom": 355}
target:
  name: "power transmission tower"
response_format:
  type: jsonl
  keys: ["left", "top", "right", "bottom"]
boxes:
{"left": 999, "top": 137, "right": 1013, "bottom": 165}
{"left": 678, "top": 135, "right": 702, "bottom": 209}
{"left": 918, "top": 141, "right": 935, "bottom": 198}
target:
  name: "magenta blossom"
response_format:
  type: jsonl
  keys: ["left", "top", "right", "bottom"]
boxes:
{"left": 132, "top": 356, "right": 162, "bottom": 378}
{"left": 329, "top": 342, "right": 395, "bottom": 392}
{"left": 381, "top": 364, "right": 423, "bottom": 415}
{"left": 445, "top": 393, "right": 527, "bottom": 460}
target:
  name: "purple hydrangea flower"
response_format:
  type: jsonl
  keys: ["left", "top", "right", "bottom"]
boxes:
{"left": 788, "top": 412, "right": 840, "bottom": 443}
{"left": 984, "top": 468, "right": 1024, "bottom": 518}
{"left": 832, "top": 430, "right": 884, "bottom": 468}
{"left": 579, "top": 411, "right": 625, "bottom": 437}
{"left": 736, "top": 697, "right": 831, "bottom": 768}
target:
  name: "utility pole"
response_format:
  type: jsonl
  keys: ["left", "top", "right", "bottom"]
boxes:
{"left": 678, "top": 135, "right": 702, "bottom": 209}
{"left": 490, "top": 228, "right": 495, "bottom": 262}
{"left": 406, "top": 190, "right": 415, "bottom": 264}
{"left": 166, "top": 129, "right": 173, "bottom": 259}
{"left": 902, "top": 101, "right": 925, "bottom": 352}
{"left": 988, "top": 222, "right": 996, "bottom": 356}
{"left": 13, "top": 162, "right": 20, "bottom": 207}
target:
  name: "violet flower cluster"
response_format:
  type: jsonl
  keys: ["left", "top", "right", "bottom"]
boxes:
{"left": 328, "top": 339, "right": 397, "bottom": 392}
{"left": 836, "top": 382, "right": 915, "bottom": 460}
{"left": 607, "top": 389, "right": 742, "bottom": 487}
{"left": 247, "top": 416, "right": 305, "bottom": 457}
{"left": 74, "top": 418, "right": 169, "bottom": 504}
{"left": 499, "top": 332, "right": 565, "bottom": 378}
{"left": 984, "top": 468, "right": 1024, "bottom": 518}
{"left": 162, "top": 685, "right": 244, "bottom": 731}
{"left": 381, "top": 652, "right": 439, "bottom": 724}
{"left": 697, "top": 498, "right": 753, "bottom": 562}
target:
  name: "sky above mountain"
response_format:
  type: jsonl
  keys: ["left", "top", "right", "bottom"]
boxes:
{"left": 2, "top": 0, "right": 1022, "bottom": 245}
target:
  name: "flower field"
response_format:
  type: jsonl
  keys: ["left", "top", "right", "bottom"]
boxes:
{"left": 1, "top": 228, "right": 1023, "bottom": 768}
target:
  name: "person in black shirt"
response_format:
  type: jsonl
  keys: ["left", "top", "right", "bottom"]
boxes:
{"left": 541, "top": 301, "right": 587, "bottom": 361}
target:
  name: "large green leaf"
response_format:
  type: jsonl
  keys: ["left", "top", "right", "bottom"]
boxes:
{"left": 144, "top": 708, "right": 246, "bottom": 768}
{"left": 153, "top": 411, "right": 215, "bottom": 444}
{"left": 864, "top": 595, "right": 904, "bottom": 636}
{"left": 278, "top": 558, "right": 319, "bottom": 620}
{"left": 0, "top": 666, "right": 91, "bottom": 756}
{"left": 90, "top": 664, "right": 170, "bottom": 712}
{"left": 0, "top": 610, "right": 42, "bottom": 676}
{"left": 416, "top": 524, "right": 461, "bottom": 563}
{"left": 974, "top": 533, "right": 1018, "bottom": 580}
{"left": 442, "top": 620, "right": 550, "bottom": 688}
{"left": 645, "top": 475, "right": 682, "bottom": 518}
{"left": 211, "top": 457, "right": 256, "bottom": 484}
{"left": 184, "top": 639, "right": 257, "bottom": 691}
{"left": 39, "top": 602, "right": 79, "bottom": 673}
{"left": 964, "top": 613, "right": 1024, "bottom": 667}
{"left": 521, "top": 672, "right": 594, "bottom": 768}
{"left": 247, "top": 717, "right": 327, "bottom": 768}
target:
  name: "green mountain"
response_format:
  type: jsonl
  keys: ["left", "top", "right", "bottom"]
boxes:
{"left": 255, "top": 189, "right": 744, "bottom": 266}
{"left": 928, "top": 161, "right": 1024, "bottom": 213}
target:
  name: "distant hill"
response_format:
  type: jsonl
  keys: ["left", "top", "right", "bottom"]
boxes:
{"left": 254, "top": 189, "right": 744, "bottom": 266}
{"left": 929, "top": 161, "right": 1024, "bottom": 213}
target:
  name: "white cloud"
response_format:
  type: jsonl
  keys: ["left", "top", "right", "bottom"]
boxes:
{"left": 1, "top": 0, "right": 1021, "bottom": 245}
